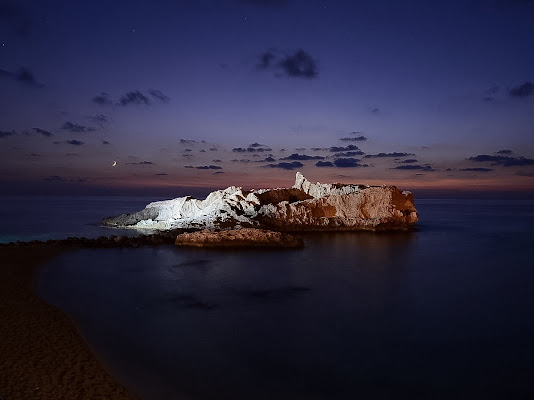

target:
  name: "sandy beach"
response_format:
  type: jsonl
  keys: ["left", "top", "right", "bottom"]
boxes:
{"left": 0, "top": 246, "right": 139, "bottom": 400}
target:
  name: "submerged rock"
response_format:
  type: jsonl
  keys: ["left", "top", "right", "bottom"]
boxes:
{"left": 175, "top": 228, "right": 304, "bottom": 248}
{"left": 102, "top": 172, "right": 418, "bottom": 231}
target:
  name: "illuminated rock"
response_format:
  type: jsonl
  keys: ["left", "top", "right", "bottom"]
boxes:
{"left": 102, "top": 172, "right": 418, "bottom": 231}
{"left": 175, "top": 228, "right": 304, "bottom": 248}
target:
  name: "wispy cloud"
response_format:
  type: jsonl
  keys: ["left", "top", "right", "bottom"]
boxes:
{"left": 32, "top": 127, "right": 53, "bottom": 137}
{"left": 0, "top": 67, "right": 44, "bottom": 88}
{"left": 0, "top": 130, "right": 16, "bottom": 138}
{"left": 61, "top": 121, "right": 96, "bottom": 133}
{"left": 264, "top": 161, "right": 304, "bottom": 170}
{"left": 364, "top": 152, "right": 415, "bottom": 158}
{"left": 468, "top": 154, "right": 534, "bottom": 167}
{"left": 509, "top": 81, "right": 534, "bottom": 98}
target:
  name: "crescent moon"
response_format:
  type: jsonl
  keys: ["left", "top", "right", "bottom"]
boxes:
{"left": 112, "top": 161, "right": 117, "bottom": 167}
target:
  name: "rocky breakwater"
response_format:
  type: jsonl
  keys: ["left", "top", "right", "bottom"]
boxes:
{"left": 102, "top": 172, "right": 418, "bottom": 232}
{"left": 176, "top": 228, "right": 304, "bottom": 248}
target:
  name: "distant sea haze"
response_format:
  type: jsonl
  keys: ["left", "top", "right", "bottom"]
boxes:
{"left": 35, "top": 197, "right": 534, "bottom": 399}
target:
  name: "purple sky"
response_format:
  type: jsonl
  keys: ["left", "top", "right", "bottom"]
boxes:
{"left": 1, "top": 0, "right": 534, "bottom": 195}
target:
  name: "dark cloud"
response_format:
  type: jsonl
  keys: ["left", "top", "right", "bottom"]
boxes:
{"left": 32, "top": 128, "right": 53, "bottom": 137}
{"left": 329, "top": 144, "right": 362, "bottom": 153}
{"left": 212, "top": 159, "right": 222, "bottom": 162}
{"left": 184, "top": 165, "right": 194, "bottom": 168}
{"left": 126, "top": 161, "right": 155, "bottom": 165}
{"left": 148, "top": 89, "right": 170, "bottom": 103}
{"left": 468, "top": 154, "right": 534, "bottom": 167}
{"left": 88, "top": 114, "right": 109, "bottom": 125}
{"left": 61, "top": 121, "right": 96, "bottom": 133}
{"left": 516, "top": 171, "right": 534, "bottom": 177}
{"left": 311, "top": 147, "right": 327, "bottom": 151}
{"left": 0, "top": 130, "right": 16, "bottom": 138}
{"left": 279, "top": 50, "right": 318, "bottom": 79}
{"left": 65, "top": 140, "right": 84, "bottom": 146}
{"left": 371, "top": 108, "right": 380, "bottom": 114}
{"left": 196, "top": 165, "right": 223, "bottom": 170}
{"left": 43, "top": 175, "right": 88, "bottom": 183}
{"left": 334, "top": 158, "right": 368, "bottom": 168}
{"left": 459, "top": 168, "right": 494, "bottom": 172}
{"left": 509, "top": 81, "right": 534, "bottom": 98}
{"left": 239, "top": 0, "right": 289, "bottom": 7}
{"left": 315, "top": 161, "right": 334, "bottom": 167}
{"left": 249, "top": 142, "right": 270, "bottom": 148}
{"left": 120, "top": 90, "right": 150, "bottom": 106}
{"left": 154, "top": 173, "right": 168, "bottom": 176}
{"left": 333, "top": 151, "right": 363, "bottom": 157}
{"left": 232, "top": 146, "right": 273, "bottom": 153}
{"left": 0, "top": 2, "right": 32, "bottom": 37}
{"left": 0, "top": 67, "right": 44, "bottom": 88}
{"left": 340, "top": 135, "right": 367, "bottom": 141}
{"left": 364, "top": 152, "right": 415, "bottom": 158}
{"left": 180, "top": 139, "right": 200, "bottom": 144}
{"left": 257, "top": 52, "right": 275, "bottom": 69}
{"left": 400, "top": 159, "right": 418, "bottom": 163}
{"left": 213, "top": 171, "right": 225, "bottom": 175}
{"left": 393, "top": 165, "right": 435, "bottom": 171}
{"left": 262, "top": 156, "right": 276, "bottom": 162}
{"left": 496, "top": 149, "right": 512, "bottom": 154}
{"left": 92, "top": 92, "right": 113, "bottom": 105}
{"left": 265, "top": 161, "right": 304, "bottom": 170}
{"left": 102, "top": 140, "right": 110, "bottom": 145}
{"left": 281, "top": 153, "right": 325, "bottom": 161}
{"left": 209, "top": 147, "right": 218, "bottom": 151}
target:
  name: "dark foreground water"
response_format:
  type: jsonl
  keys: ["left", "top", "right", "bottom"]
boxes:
{"left": 37, "top": 199, "right": 534, "bottom": 399}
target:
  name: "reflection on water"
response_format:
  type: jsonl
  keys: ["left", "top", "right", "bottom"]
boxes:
{"left": 38, "top": 200, "right": 534, "bottom": 399}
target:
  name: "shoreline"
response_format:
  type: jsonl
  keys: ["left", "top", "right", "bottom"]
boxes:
{"left": 0, "top": 246, "right": 139, "bottom": 399}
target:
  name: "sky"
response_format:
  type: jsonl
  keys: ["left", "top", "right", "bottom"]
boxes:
{"left": 1, "top": 0, "right": 534, "bottom": 196}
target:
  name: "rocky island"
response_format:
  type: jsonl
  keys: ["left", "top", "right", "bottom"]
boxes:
{"left": 102, "top": 172, "right": 418, "bottom": 234}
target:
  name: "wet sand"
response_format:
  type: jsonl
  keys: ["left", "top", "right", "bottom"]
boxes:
{"left": 0, "top": 247, "right": 139, "bottom": 400}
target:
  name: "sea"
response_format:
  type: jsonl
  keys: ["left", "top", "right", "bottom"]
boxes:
{"left": 2, "top": 195, "right": 534, "bottom": 399}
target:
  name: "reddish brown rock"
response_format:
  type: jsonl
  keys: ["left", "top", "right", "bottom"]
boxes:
{"left": 175, "top": 228, "right": 304, "bottom": 248}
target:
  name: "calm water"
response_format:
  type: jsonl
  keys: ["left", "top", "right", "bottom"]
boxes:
{"left": 0, "top": 195, "right": 162, "bottom": 243}
{"left": 35, "top": 199, "right": 534, "bottom": 399}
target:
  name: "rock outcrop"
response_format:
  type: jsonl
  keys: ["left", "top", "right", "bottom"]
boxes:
{"left": 175, "top": 228, "right": 304, "bottom": 248}
{"left": 102, "top": 172, "right": 418, "bottom": 231}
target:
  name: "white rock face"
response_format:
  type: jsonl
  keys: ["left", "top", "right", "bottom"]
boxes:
{"left": 102, "top": 173, "right": 418, "bottom": 231}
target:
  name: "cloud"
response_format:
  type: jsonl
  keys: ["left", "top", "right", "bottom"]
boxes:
{"left": 279, "top": 50, "right": 318, "bottom": 79}
{"left": 53, "top": 139, "right": 84, "bottom": 146}
{"left": 232, "top": 146, "right": 273, "bottom": 153}
{"left": 196, "top": 165, "right": 223, "bottom": 170}
{"left": 264, "top": 161, "right": 304, "bottom": 170}
{"left": 88, "top": 114, "right": 109, "bottom": 125}
{"left": 213, "top": 171, "right": 225, "bottom": 175}
{"left": 61, "top": 121, "right": 96, "bottom": 133}
{"left": 400, "top": 159, "right": 418, "bottom": 163}
{"left": 257, "top": 52, "right": 275, "bottom": 69}
{"left": 371, "top": 108, "right": 380, "bottom": 114}
{"left": 496, "top": 149, "right": 512, "bottom": 154}
{"left": 333, "top": 151, "right": 363, "bottom": 157}
{"left": 0, "top": 130, "right": 16, "bottom": 138}
{"left": 32, "top": 128, "right": 53, "bottom": 137}
{"left": 315, "top": 161, "right": 334, "bottom": 167}
{"left": 43, "top": 175, "right": 87, "bottom": 183}
{"left": 280, "top": 153, "right": 325, "bottom": 161}
{"left": 468, "top": 154, "right": 534, "bottom": 167}
{"left": 459, "top": 168, "right": 494, "bottom": 172}
{"left": 120, "top": 90, "right": 150, "bottom": 106}
{"left": 329, "top": 144, "right": 362, "bottom": 153}
{"left": 102, "top": 140, "right": 110, "bottom": 145}
{"left": 509, "top": 81, "right": 534, "bottom": 98}
{"left": 126, "top": 161, "right": 155, "bottom": 165}
{"left": 92, "top": 92, "right": 113, "bottom": 105}
{"left": 392, "top": 165, "right": 435, "bottom": 171}
{"left": 239, "top": 0, "right": 289, "bottom": 7}
{"left": 340, "top": 135, "right": 367, "bottom": 141}
{"left": 515, "top": 171, "right": 534, "bottom": 177}
{"left": 0, "top": 67, "right": 44, "bottom": 88}
{"left": 148, "top": 89, "right": 170, "bottom": 103}
{"left": 364, "top": 152, "right": 415, "bottom": 158}
{"left": 334, "top": 158, "right": 368, "bottom": 168}
{"left": 154, "top": 173, "right": 168, "bottom": 176}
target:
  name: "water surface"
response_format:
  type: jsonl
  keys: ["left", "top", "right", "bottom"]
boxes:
{"left": 38, "top": 199, "right": 534, "bottom": 399}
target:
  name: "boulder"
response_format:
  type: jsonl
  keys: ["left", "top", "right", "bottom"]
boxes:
{"left": 175, "top": 228, "right": 304, "bottom": 248}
